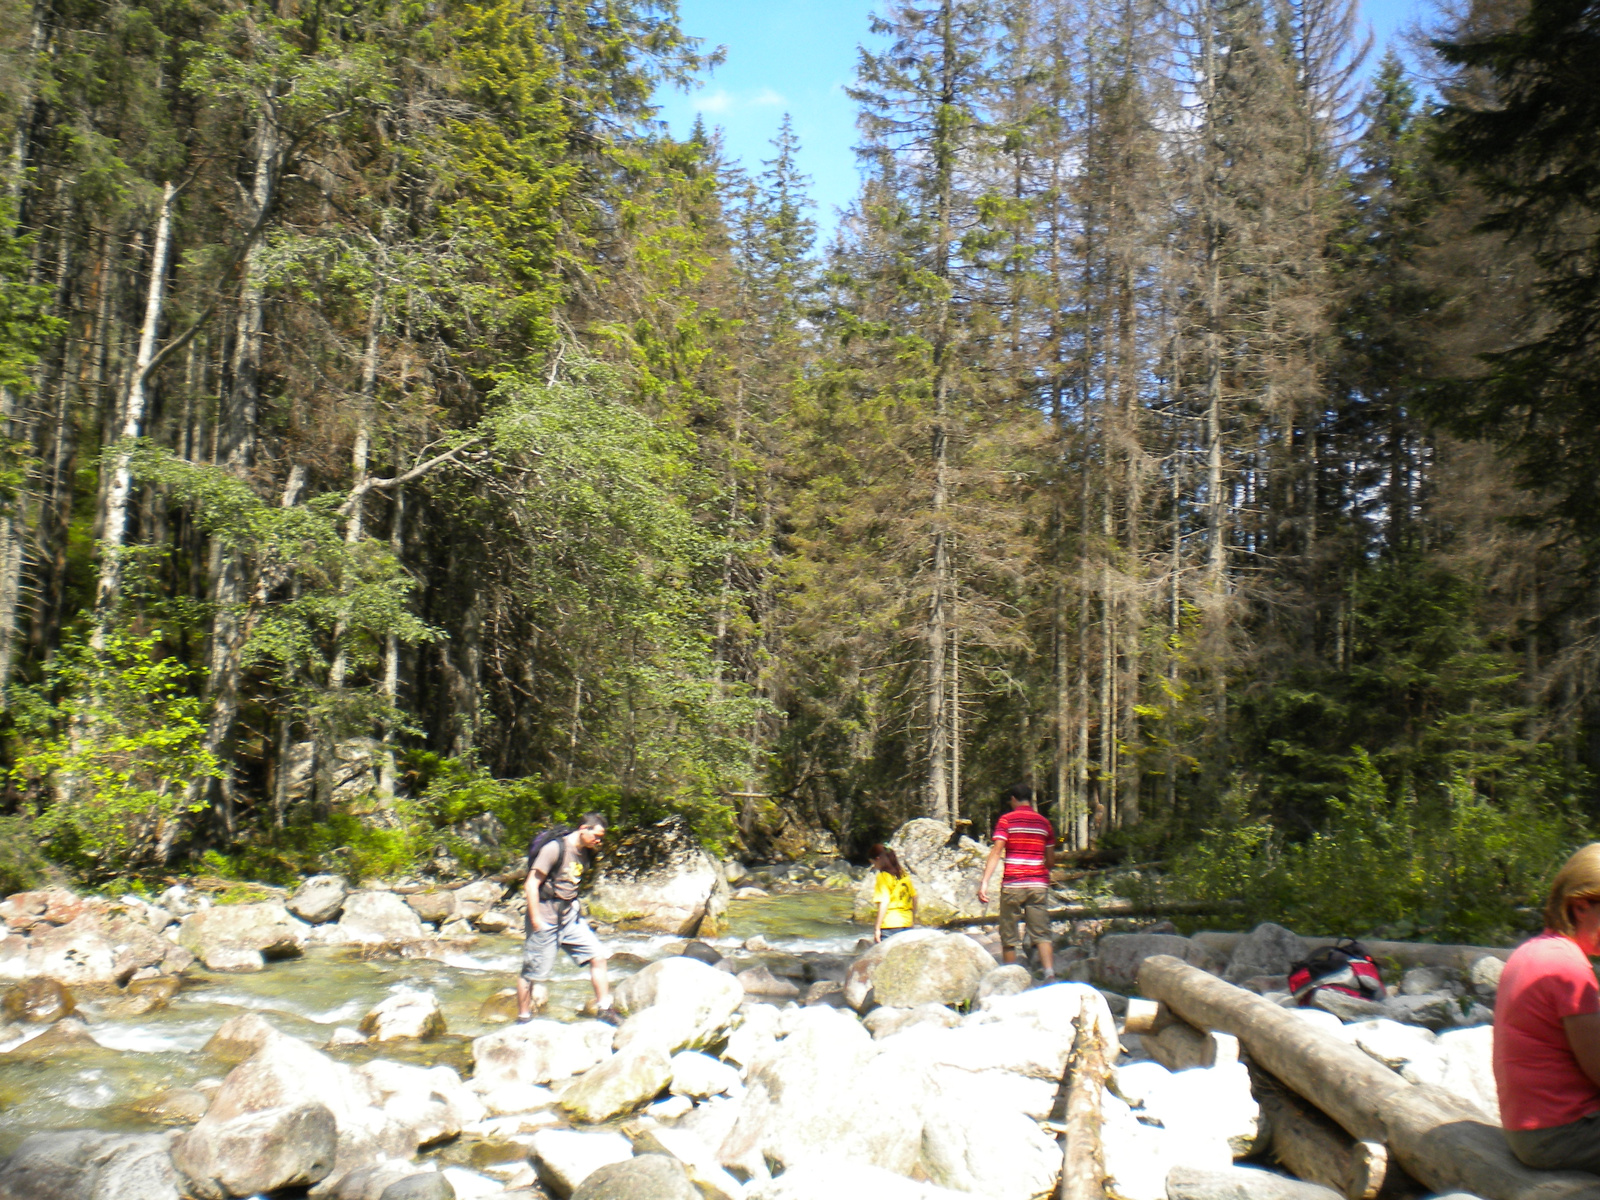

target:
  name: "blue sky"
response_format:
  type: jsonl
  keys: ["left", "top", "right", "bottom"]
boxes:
{"left": 652, "top": 0, "right": 1428, "bottom": 240}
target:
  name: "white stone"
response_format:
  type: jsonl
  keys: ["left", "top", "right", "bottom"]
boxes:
{"left": 919, "top": 1092, "right": 1061, "bottom": 1198}
{"left": 471, "top": 1019, "right": 615, "bottom": 1089}
{"left": 612, "top": 958, "right": 744, "bottom": 1054}
{"left": 1287, "top": 1007, "right": 1345, "bottom": 1036}
{"left": 670, "top": 1050, "right": 741, "bottom": 1099}
{"left": 359, "top": 990, "right": 445, "bottom": 1041}
{"left": 1468, "top": 955, "right": 1504, "bottom": 998}
{"left": 649, "top": 1093, "right": 695, "bottom": 1120}
{"left": 746, "top": 1158, "right": 969, "bottom": 1200}
{"left": 530, "top": 1128, "right": 634, "bottom": 1197}
{"left": 1435, "top": 1025, "right": 1499, "bottom": 1123}
{"left": 440, "top": 1166, "right": 505, "bottom": 1199}
{"left": 335, "top": 892, "right": 427, "bottom": 944}
{"left": 1344, "top": 1018, "right": 1439, "bottom": 1071}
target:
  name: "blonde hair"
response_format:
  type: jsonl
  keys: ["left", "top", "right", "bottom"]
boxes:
{"left": 1544, "top": 844, "right": 1600, "bottom": 935}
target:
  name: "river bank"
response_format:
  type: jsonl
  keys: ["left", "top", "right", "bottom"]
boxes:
{"left": 0, "top": 817, "right": 1529, "bottom": 1200}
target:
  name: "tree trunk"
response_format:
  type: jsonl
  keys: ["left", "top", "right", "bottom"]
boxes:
{"left": 92, "top": 180, "right": 176, "bottom": 641}
{"left": 1137, "top": 955, "right": 1600, "bottom": 1200}
{"left": 1059, "top": 1021, "right": 1109, "bottom": 1200}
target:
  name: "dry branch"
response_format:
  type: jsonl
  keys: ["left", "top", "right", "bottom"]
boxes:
{"left": 1060, "top": 1019, "right": 1110, "bottom": 1200}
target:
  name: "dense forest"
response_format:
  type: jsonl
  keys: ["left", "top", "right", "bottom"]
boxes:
{"left": 0, "top": 0, "right": 1596, "bottom": 932}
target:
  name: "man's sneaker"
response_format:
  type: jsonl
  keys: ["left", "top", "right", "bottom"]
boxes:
{"left": 597, "top": 1005, "right": 623, "bottom": 1027}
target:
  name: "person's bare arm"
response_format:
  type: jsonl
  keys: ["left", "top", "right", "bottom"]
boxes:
{"left": 1565, "top": 1012, "right": 1600, "bottom": 1088}
{"left": 526, "top": 853, "right": 550, "bottom": 931}
{"left": 875, "top": 894, "right": 889, "bottom": 942}
{"left": 1045, "top": 840, "right": 1057, "bottom": 873}
{"left": 977, "top": 840, "right": 1005, "bottom": 905}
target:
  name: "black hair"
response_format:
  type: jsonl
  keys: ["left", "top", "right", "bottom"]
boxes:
{"left": 579, "top": 812, "right": 608, "bottom": 829}
{"left": 1005, "top": 783, "right": 1034, "bottom": 806}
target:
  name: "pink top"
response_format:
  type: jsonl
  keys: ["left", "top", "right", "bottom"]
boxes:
{"left": 1494, "top": 931, "right": 1600, "bottom": 1130}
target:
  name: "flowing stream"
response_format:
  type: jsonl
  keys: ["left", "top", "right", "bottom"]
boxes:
{"left": 0, "top": 893, "right": 864, "bottom": 1158}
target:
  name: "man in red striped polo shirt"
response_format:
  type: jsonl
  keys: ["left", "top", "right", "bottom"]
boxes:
{"left": 977, "top": 784, "right": 1057, "bottom": 979}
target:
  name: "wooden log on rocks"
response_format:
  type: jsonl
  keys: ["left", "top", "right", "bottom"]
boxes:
{"left": 1060, "top": 1019, "right": 1110, "bottom": 1200}
{"left": 1139, "top": 955, "right": 1600, "bottom": 1200}
{"left": 1251, "top": 1063, "right": 1390, "bottom": 1200}
{"left": 943, "top": 900, "right": 1240, "bottom": 929}
{"left": 1190, "top": 932, "right": 1511, "bottom": 971}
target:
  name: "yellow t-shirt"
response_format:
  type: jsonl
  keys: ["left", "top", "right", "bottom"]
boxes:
{"left": 873, "top": 871, "right": 916, "bottom": 928}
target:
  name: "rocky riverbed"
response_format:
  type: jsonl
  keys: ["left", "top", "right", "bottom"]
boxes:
{"left": 0, "top": 819, "right": 1519, "bottom": 1200}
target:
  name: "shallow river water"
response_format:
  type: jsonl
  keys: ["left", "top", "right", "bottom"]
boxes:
{"left": 0, "top": 892, "right": 865, "bottom": 1158}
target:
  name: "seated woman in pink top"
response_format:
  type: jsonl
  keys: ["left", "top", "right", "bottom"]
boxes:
{"left": 1495, "top": 844, "right": 1600, "bottom": 1172}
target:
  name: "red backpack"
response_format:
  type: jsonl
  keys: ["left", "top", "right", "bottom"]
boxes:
{"left": 1288, "top": 938, "right": 1386, "bottom": 1005}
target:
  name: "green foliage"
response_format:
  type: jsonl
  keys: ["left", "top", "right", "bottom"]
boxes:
{"left": 0, "top": 816, "right": 51, "bottom": 896}
{"left": 1236, "top": 557, "right": 1551, "bottom": 828}
{"left": 0, "top": 195, "right": 61, "bottom": 393}
{"left": 1171, "top": 750, "right": 1579, "bottom": 941}
{"left": 8, "top": 632, "right": 220, "bottom": 878}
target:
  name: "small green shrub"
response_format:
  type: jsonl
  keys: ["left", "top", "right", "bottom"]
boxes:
{"left": 0, "top": 816, "right": 50, "bottom": 895}
{"left": 1169, "top": 749, "right": 1579, "bottom": 942}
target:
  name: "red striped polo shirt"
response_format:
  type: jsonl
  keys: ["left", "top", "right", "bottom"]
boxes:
{"left": 994, "top": 806, "right": 1055, "bottom": 889}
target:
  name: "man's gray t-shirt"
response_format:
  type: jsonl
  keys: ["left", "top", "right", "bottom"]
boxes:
{"left": 531, "top": 836, "right": 586, "bottom": 925}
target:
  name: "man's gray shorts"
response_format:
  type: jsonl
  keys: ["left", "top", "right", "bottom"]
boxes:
{"left": 521, "top": 904, "right": 605, "bottom": 982}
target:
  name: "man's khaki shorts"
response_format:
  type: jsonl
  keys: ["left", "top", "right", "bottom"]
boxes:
{"left": 999, "top": 887, "right": 1051, "bottom": 949}
{"left": 1505, "top": 1110, "right": 1600, "bottom": 1175}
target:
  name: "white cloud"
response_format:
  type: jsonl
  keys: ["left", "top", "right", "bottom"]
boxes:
{"left": 695, "top": 87, "right": 789, "bottom": 116}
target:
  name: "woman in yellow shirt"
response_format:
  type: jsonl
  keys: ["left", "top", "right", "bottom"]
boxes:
{"left": 870, "top": 844, "right": 917, "bottom": 942}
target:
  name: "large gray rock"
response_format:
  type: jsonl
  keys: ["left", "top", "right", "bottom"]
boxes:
{"left": 1, "top": 977, "right": 75, "bottom": 1023}
{"left": 377, "top": 1174, "right": 454, "bottom": 1200}
{"left": 1434, "top": 1025, "right": 1498, "bottom": 1123}
{"left": 843, "top": 927, "right": 944, "bottom": 1009}
{"left": 471, "top": 1019, "right": 614, "bottom": 1089}
{"left": 290, "top": 876, "right": 350, "bottom": 924}
{"left": 1166, "top": 1165, "right": 1344, "bottom": 1200}
{"left": 172, "top": 1101, "right": 338, "bottom": 1199}
{"left": 737, "top": 964, "right": 799, "bottom": 999}
{"left": 190, "top": 1028, "right": 415, "bottom": 1189}
{"left": 611, "top": 957, "right": 744, "bottom": 1053}
{"left": 1095, "top": 933, "right": 1218, "bottom": 991}
{"left": 867, "top": 932, "right": 996, "bottom": 1009}
{"left": 864, "top": 1003, "right": 963, "bottom": 1040}
{"left": 179, "top": 903, "right": 309, "bottom": 961}
{"left": 1384, "top": 993, "right": 1458, "bottom": 1031}
{"left": 572, "top": 1154, "right": 698, "bottom": 1200}
{"left": 203, "top": 1011, "right": 286, "bottom": 1063}
{"left": 718, "top": 1006, "right": 926, "bottom": 1181}
{"left": 669, "top": 1050, "right": 740, "bottom": 1099}
{"left": 530, "top": 1129, "right": 633, "bottom": 1198}
{"left": 1468, "top": 955, "right": 1503, "bottom": 999}
{"left": 850, "top": 819, "right": 988, "bottom": 924}
{"left": 919, "top": 1091, "right": 1061, "bottom": 1198}
{"left": 0, "top": 1130, "right": 181, "bottom": 1200}
{"left": 1308, "top": 989, "right": 1387, "bottom": 1022}
{"left": 201, "top": 945, "right": 265, "bottom": 972}
{"left": 357, "top": 1059, "right": 485, "bottom": 1148}
{"left": 560, "top": 1044, "right": 672, "bottom": 1122}
{"left": 335, "top": 892, "right": 428, "bottom": 944}
{"left": 451, "top": 880, "right": 504, "bottom": 922}
{"left": 976, "top": 964, "right": 1032, "bottom": 1001}
{"left": 5, "top": 910, "right": 172, "bottom": 986}
{"left": 359, "top": 990, "right": 445, "bottom": 1041}
{"left": 585, "top": 816, "right": 729, "bottom": 936}
{"left": 1223, "top": 924, "right": 1305, "bottom": 985}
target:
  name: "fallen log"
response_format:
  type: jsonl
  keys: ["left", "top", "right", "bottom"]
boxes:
{"left": 942, "top": 900, "right": 1241, "bottom": 929}
{"left": 1190, "top": 931, "right": 1512, "bottom": 971}
{"left": 1139, "top": 954, "right": 1600, "bottom": 1200}
{"left": 1251, "top": 1063, "right": 1390, "bottom": 1200}
{"left": 1060, "top": 1018, "right": 1110, "bottom": 1200}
